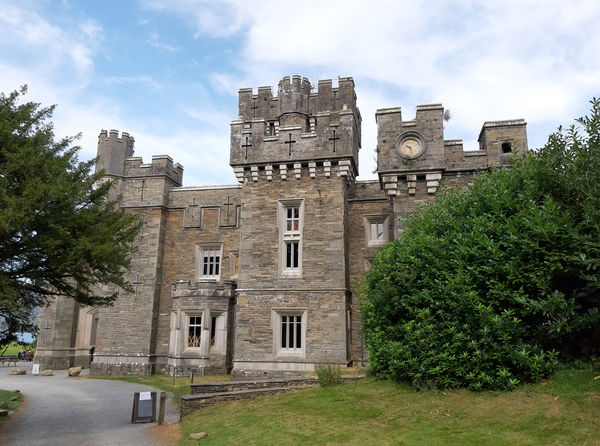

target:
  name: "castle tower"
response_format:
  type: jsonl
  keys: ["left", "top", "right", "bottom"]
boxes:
{"left": 36, "top": 130, "right": 185, "bottom": 374}
{"left": 90, "top": 147, "right": 183, "bottom": 375}
{"left": 95, "top": 129, "right": 135, "bottom": 201}
{"left": 230, "top": 76, "right": 361, "bottom": 376}
{"left": 376, "top": 105, "right": 527, "bottom": 236}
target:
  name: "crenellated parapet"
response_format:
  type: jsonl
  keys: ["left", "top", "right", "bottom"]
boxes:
{"left": 124, "top": 155, "right": 183, "bottom": 185}
{"left": 376, "top": 104, "right": 528, "bottom": 198}
{"left": 231, "top": 76, "right": 361, "bottom": 178}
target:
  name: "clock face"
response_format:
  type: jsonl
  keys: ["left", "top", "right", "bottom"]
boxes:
{"left": 397, "top": 136, "right": 424, "bottom": 159}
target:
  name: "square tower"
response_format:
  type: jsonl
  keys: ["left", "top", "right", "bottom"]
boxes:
{"left": 230, "top": 76, "right": 361, "bottom": 377}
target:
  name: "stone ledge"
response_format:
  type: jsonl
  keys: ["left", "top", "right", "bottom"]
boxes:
{"left": 182, "top": 375, "right": 364, "bottom": 417}
{"left": 190, "top": 375, "right": 364, "bottom": 394}
{"left": 181, "top": 387, "right": 300, "bottom": 417}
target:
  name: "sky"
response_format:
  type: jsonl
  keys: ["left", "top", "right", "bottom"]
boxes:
{"left": 1, "top": 0, "right": 599, "bottom": 186}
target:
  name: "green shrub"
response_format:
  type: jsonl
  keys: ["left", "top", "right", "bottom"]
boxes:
{"left": 315, "top": 363, "right": 342, "bottom": 386}
{"left": 361, "top": 99, "right": 600, "bottom": 390}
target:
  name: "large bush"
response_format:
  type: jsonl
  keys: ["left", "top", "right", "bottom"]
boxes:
{"left": 362, "top": 99, "right": 600, "bottom": 390}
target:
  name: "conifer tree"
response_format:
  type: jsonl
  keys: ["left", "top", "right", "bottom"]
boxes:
{"left": 0, "top": 86, "right": 139, "bottom": 346}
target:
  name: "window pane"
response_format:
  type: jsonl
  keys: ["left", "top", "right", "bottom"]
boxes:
{"left": 377, "top": 223, "right": 384, "bottom": 239}
{"left": 188, "top": 316, "right": 202, "bottom": 347}
{"left": 286, "top": 242, "right": 292, "bottom": 268}
{"left": 292, "top": 241, "right": 298, "bottom": 268}
{"left": 281, "top": 316, "right": 287, "bottom": 348}
{"left": 289, "top": 318, "right": 295, "bottom": 347}
{"left": 210, "top": 316, "right": 217, "bottom": 346}
{"left": 296, "top": 316, "right": 302, "bottom": 348}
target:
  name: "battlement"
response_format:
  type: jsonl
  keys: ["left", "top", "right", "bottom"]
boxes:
{"left": 377, "top": 104, "right": 528, "bottom": 185}
{"left": 232, "top": 76, "right": 361, "bottom": 175}
{"left": 124, "top": 154, "right": 183, "bottom": 185}
{"left": 238, "top": 75, "right": 358, "bottom": 121}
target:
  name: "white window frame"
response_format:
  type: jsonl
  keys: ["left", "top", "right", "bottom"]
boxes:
{"left": 272, "top": 309, "right": 307, "bottom": 357}
{"left": 278, "top": 199, "right": 304, "bottom": 277}
{"left": 364, "top": 215, "right": 390, "bottom": 247}
{"left": 196, "top": 244, "right": 223, "bottom": 281}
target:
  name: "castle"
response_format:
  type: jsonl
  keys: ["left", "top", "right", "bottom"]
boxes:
{"left": 35, "top": 75, "right": 527, "bottom": 377}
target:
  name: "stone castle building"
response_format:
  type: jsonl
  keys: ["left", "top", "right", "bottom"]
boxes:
{"left": 35, "top": 75, "right": 527, "bottom": 377}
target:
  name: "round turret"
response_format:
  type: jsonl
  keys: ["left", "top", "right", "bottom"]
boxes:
{"left": 278, "top": 75, "right": 312, "bottom": 115}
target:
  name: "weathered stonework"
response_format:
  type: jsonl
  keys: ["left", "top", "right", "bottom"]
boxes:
{"left": 35, "top": 75, "right": 527, "bottom": 376}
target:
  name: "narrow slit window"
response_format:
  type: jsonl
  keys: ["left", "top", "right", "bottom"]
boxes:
{"left": 286, "top": 241, "right": 299, "bottom": 269}
{"left": 210, "top": 316, "right": 217, "bottom": 346}
{"left": 280, "top": 201, "right": 303, "bottom": 276}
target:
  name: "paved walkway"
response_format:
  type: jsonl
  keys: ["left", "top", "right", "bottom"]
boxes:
{"left": 0, "top": 362, "right": 180, "bottom": 446}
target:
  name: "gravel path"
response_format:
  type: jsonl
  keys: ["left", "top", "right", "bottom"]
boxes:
{"left": 0, "top": 362, "right": 180, "bottom": 446}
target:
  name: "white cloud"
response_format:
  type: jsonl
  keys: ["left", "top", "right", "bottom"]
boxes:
{"left": 140, "top": 0, "right": 248, "bottom": 38}
{"left": 127, "top": 127, "right": 235, "bottom": 186}
{"left": 4, "top": 0, "right": 599, "bottom": 188}
{"left": 104, "top": 75, "right": 162, "bottom": 90}
{"left": 148, "top": 32, "right": 180, "bottom": 52}
{"left": 140, "top": 0, "right": 600, "bottom": 172}
{"left": 0, "top": 4, "right": 101, "bottom": 74}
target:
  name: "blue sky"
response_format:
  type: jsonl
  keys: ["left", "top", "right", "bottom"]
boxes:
{"left": 1, "top": 0, "right": 599, "bottom": 186}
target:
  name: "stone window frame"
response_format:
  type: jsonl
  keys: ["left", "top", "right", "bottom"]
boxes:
{"left": 364, "top": 214, "right": 390, "bottom": 247}
{"left": 208, "top": 310, "right": 227, "bottom": 355}
{"left": 271, "top": 308, "right": 307, "bottom": 358}
{"left": 278, "top": 198, "right": 305, "bottom": 278}
{"left": 196, "top": 243, "right": 223, "bottom": 281}
{"left": 186, "top": 312, "right": 204, "bottom": 351}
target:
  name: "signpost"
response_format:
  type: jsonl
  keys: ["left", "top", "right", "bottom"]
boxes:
{"left": 131, "top": 391, "right": 157, "bottom": 423}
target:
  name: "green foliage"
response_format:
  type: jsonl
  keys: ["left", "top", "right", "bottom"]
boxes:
{"left": 362, "top": 99, "right": 600, "bottom": 390}
{"left": 315, "top": 363, "right": 342, "bottom": 386}
{"left": 0, "top": 86, "right": 140, "bottom": 347}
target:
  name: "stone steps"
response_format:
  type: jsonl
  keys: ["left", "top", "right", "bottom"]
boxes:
{"left": 181, "top": 375, "right": 364, "bottom": 417}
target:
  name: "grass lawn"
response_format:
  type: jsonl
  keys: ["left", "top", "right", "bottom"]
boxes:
{"left": 92, "top": 374, "right": 231, "bottom": 403}
{"left": 180, "top": 366, "right": 600, "bottom": 446}
{"left": 1, "top": 342, "right": 26, "bottom": 356}
{"left": 0, "top": 390, "right": 23, "bottom": 418}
